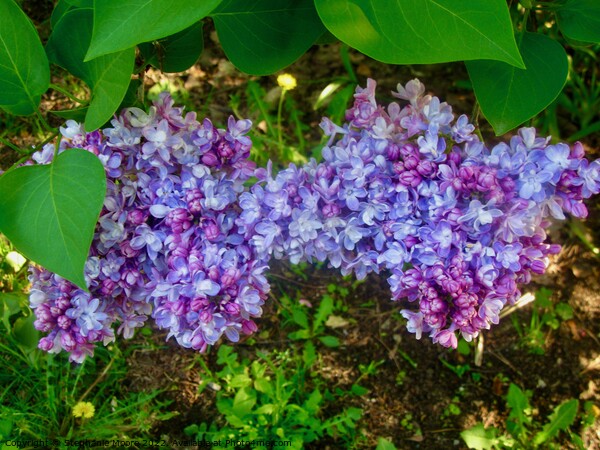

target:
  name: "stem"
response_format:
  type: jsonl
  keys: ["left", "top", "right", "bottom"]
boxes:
{"left": 0, "top": 136, "right": 24, "bottom": 154}
{"left": 35, "top": 130, "right": 60, "bottom": 153}
{"left": 248, "top": 81, "right": 275, "bottom": 137}
{"left": 77, "top": 357, "right": 114, "bottom": 403}
{"left": 517, "top": 7, "right": 530, "bottom": 45}
{"left": 49, "top": 83, "right": 88, "bottom": 105}
{"left": 471, "top": 101, "right": 484, "bottom": 141}
{"left": 340, "top": 44, "right": 358, "bottom": 83}
{"left": 34, "top": 109, "right": 56, "bottom": 134}
{"left": 277, "top": 90, "right": 286, "bottom": 159}
{"left": 5, "top": 130, "right": 61, "bottom": 171}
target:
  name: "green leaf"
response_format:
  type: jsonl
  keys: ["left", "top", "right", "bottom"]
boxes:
{"left": 460, "top": 423, "right": 498, "bottom": 450}
{"left": 351, "top": 384, "right": 369, "bottom": 396}
{"left": 557, "top": 0, "right": 600, "bottom": 44}
{"left": 232, "top": 387, "right": 257, "bottom": 418}
{"left": 0, "top": 292, "right": 25, "bottom": 331}
{"left": 87, "top": 0, "right": 220, "bottom": 60}
{"left": 230, "top": 373, "right": 252, "bottom": 388}
{"left": 346, "top": 407, "right": 362, "bottom": 420}
{"left": 555, "top": 303, "right": 574, "bottom": 321}
{"left": 254, "top": 377, "right": 273, "bottom": 395}
{"left": 467, "top": 32, "right": 568, "bottom": 135}
{"left": 0, "top": 418, "right": 13, "bottom": 440}
{"left": 302, "top": 340, "right": 317, "bottom": 367}
{"left": 139, "top": 22, "right": 204, "bottom": 73}
{"left": 46, "top": 8, "right": 135, "bottom": 131}
{"left": 0, "top": 149, "right": 106, "bottom": 289}
{"left": 50, "top": 107, "right": 89, "bottom": 122}
{"left": 314, "top": 294, "right": 334, "bottom": 330}
{"left": 51, "top": 0, "right": 93, "bottom": 28}
{"left": 254, "top": 403, "right": 275, "bottom": 415}
{"left": 376, "top": 437, "right": 398, "bottom": 450}
{"left": 533, "top": 399, "right": 578, "bottom": 445}
{"left": 318, "top": 335, "right": 340, "bottom": 348}
{"left": 304, "top": 388, "right": 322, "bottom": 413}
{"left": 288, "top": 329, "right": 311, "bottom": 340}
{"left": 12, "top": 314, "right": 39, "bottom": 352}
{"left": 292, "top": 307, "right": 309, "bottom": 329}
{"left": 315, "top": 0, "right": 524, "bottom": 67}
{"left": 0, "top": 0, "right": 50, "bottom": 115}
{"left": 211, "top": 0, "right": 326, "bottom": 75}
{"left": 506, "top": 383, "right": 531, "bottom": 438}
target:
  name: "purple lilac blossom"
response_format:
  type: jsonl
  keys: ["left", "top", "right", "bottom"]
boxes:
{"left": 28, "top": 93, "right": 270, "bottom": 362}
{"left": 239, "top": 78, "right": 600, "bottom": 348}
{"left": 28, "top": 80, "right": 600, "bottom": 361}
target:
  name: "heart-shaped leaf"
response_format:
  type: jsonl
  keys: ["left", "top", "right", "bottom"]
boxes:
{"left": 0, "top": 149, "right": 106, "bottom": 290}
{"left": 211, "top": 0, "right": 326, "bottom": 75}
{"left": 467, "top": 32, "right": 568, "bottom": 135}
{"left": 138, "top": 22, "right": 204, "bottom": 73}
{"left": 46, "top": 7, "right": 135, "bottom": 131}
{"left": 315, "top": 0, "right": 524, "bottom": 68}
{"left": 556, "top": 0, "right": 600, "bottom": 44}
{"left": 86, "top": 0, "right": 220, "bottom": 61}
{"left": 0, "top": 0, "right": 50, "bottom": 115}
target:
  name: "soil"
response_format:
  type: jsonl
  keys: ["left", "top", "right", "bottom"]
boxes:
{"left": 1, "top": 17, "right": 599, "bottom": 450}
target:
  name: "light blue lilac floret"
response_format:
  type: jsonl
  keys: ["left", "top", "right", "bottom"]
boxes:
{"left": 28, "top": 80, "right": 600, "bottom": 362}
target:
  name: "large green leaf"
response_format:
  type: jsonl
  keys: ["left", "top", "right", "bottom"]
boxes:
{"left": 86, "top": 0, "right": 220, "bottom": 60}
{"left": 0, "top": 0, "right": 50, "bottom": 115}
{"left": 51, "top": 0, "right": 93, "bottom": 28}
{"left": 211, "top": 0, "right": 326, "bottom": 75}
{"left": 315, "top": 0, "right": 524, "bottom": 67}
{"left": 138, "top": 22, "right": 204, "bottom": 73}
{"left": 46, "top": 8, "right": 135, "bottom": 131}
{"left": 467, "top": 32, "right": 568, "bottom": 135}
{"left": 556, "top": 0, "right": 600, "bottom": 44}
{"left": 0, "top": 149, "right": 106, "bottom": 290}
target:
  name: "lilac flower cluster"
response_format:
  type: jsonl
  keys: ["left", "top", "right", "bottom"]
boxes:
{"left": 239, "top": 79, "right": 600, "bottom": 348}
{"left": 29, "top": 94, "right": 269, "bottom": 362}
{"left": 28, "top": 80, "right": 600, "bottom": 361}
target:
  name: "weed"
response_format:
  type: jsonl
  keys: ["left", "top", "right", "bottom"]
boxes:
{"left": 189, "top": 344, "right": 364, "bottom": 448}
{"left": 511, "top": 288, "right": 573, "bottom": 355}
{"left": 461, "top": 383, "right": 587, "bottom": 449}
{"left": 231, "top": 78, "right": 309, "bottom": 167}
{"left": 0, "top": 342, "right": 173, "bottom": 443}
{"left": 278, "top": 289, "right": 345, "bottom": 348}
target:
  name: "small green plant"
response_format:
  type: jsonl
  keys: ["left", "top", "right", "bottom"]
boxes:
{"left": 279, "top": 289, "right": 344, "bottom": 348}
{"left": 230, "top": 77, "right": 309, "bottom": 167}
{"left": 461, "top": 383, "right": 585, "bottom": 450}
{"left": 511, "top": 288, "right": 574, "bottom": 354}
{"left": 188, "top": 344, "right": 364, "bottom": 448}
{"left": 0, "top": 235, "right": 29, "bottom": 293}
{"left": 0, "top": 235, "right": 39, "bottom": 365}
{"left": 0, "top": 341, "right": 173, "bottom": 443}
